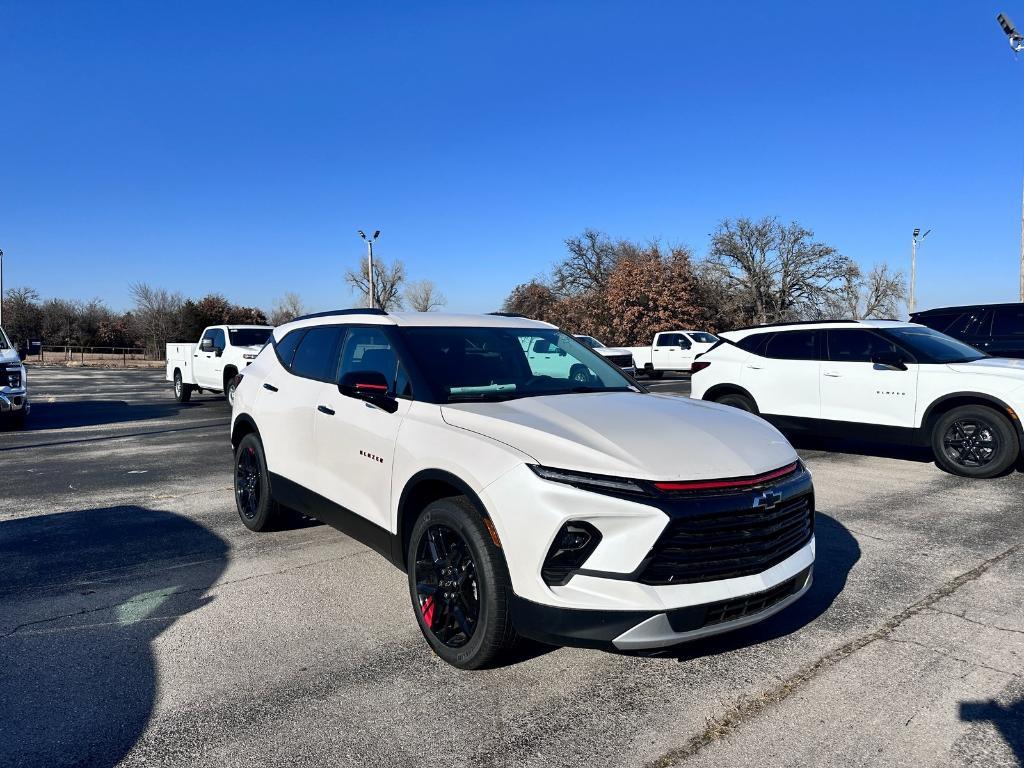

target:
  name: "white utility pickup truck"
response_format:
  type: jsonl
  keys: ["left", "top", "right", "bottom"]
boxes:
{"left": 167, "top": 325, "right": 273, "bottom": 405}
{"left": 626, "top": 330, "right": 719, "bottom": 379}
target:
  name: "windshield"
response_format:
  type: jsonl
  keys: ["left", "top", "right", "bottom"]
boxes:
{"left": 574, "top": 335, "right": 605, "bottom": 349}
{"left": 688, "top": 332, "right": 718, "bottom": 344}
{"left": 229, "top": 328, "right": 273, "bottom": 347}
{"left": 882, "top": 326, "right": 987, "bottom": 364}
{"left": 400, "top": 327, "right": 636, "bottom": 402}
{"left": 0, "top": 328, "right": 10, "bottom": 350}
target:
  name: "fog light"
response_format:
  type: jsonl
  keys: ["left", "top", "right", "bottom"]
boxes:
{"left": 541, "top": 521, "right": 602, "bottom": 586}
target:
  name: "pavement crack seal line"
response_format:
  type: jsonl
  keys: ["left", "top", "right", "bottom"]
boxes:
{"left": 883, "top": 637, "right": 1022, "bottom": 678}
{"left": 0, "top": 549, "right": 374, "bottom": 639}
{"left": 644, "top": 542, "right": 1023, "bottom": 768}
{"left": 923, "top": 606, "right": 1024, "bottom": 637}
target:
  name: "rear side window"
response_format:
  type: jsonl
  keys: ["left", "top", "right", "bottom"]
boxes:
{"left": 338, "top": 327, "right": 400, "bottom": 389}
{"left": 274, "top": 329, "right": 305, "bottom": 369}
{"left": 991, "top": 306, "right": 1024, "bottom": 336}
{"left": 291, "top": 326, "right": 345, "bottom": 382}
{"left": 914, "top": 312, "right": 962, "bottom": 333}
{"left": 736, "top": 333, "right": 769, "bottom": 355}
{"left": 827, "top": 329, "right": 901, "bottom": 363}
{"left": 762, "top": 330, "right": 820, "bottom": 361}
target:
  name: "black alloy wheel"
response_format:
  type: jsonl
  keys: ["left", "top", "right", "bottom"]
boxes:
{"left": 932, "top": 405, "right": 1018, "bottom": 478}
{"left": 235, "top": 442, "right": 262, "bottom": 522}
{"left": 413, "top": 524, "right": 480, "bottom": 649}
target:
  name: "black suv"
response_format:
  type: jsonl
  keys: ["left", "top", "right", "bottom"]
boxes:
{"left": 910, "top": 303, "right": 1024, "bottom": 358}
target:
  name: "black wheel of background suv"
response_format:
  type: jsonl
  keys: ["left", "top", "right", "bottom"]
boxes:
{"left": 234, "top": 433, "right": 284, "bottom": 531}
{"left": 646, "top": 369, "right": 663, "bottom": 380}
{"left": 173, "top": 370, "right": 193, "bottom": 403}
{"left": 714, "top": 392, "right": 758, "bottom": 414}
{"left": 408, "top": 497, "right": 518, "bottom": 669}
{"left": 931, "top": 405, "right": 1018, "bottom": 478}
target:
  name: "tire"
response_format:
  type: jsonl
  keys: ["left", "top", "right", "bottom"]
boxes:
{"left": 224, "top": 369, "right": 238, "bottom": 406}
{"left": 233, "top": 433, "right": 284, "bottom": 531}
{"left": 931, "top": 405, "right": 1018, "bottom": 479}
{"left": 173, "top": 370, "right": 193, "bottom": 403}
{"left": 647, "top": 369, "right": 663, "bottom": 380}
{"left": 715, "top": 392, "right": 758, "bottom": 414}
{"left": 408, "top": 497, "right": 518, "bottom": 669}
{"left": 569, "top": 363, "right": 592, "bottom": 385}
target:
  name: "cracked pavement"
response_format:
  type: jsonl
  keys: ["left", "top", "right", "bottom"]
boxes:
{"left": 1, "top": 367, "right": 1021, "bottom": 767}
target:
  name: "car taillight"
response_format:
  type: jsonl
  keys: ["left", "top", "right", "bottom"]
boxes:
{"left": 690, "top": 361, "right": 711, "bottom": 374}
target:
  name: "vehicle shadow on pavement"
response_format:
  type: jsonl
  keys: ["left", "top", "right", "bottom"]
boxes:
{"left": 16, "top": 399, "right": 228, "bottom": 431}
{"left": 0, "top": 506, "right": 229, "bottom": 768}
{"left": 960, "top": 693, "right": 1024, "bottom": 766}
{"left": 789, "top": 433, "right": 935, "bottom": 464}
{"left": 661, "top": 512, "right": 860, "bottom": 662}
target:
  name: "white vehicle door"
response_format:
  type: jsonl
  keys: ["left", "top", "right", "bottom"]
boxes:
{"left": 652, "top": 333, "right": 692, "bottom": 370}
{"left": 820, "top": 329, "right": 919, "bottom": 427}
{"left": 313, "top": 326, "right": 411, "bottom": 531}
{"left": 253, "top": 327, "right": 325, "bottom": 484}
{"left": 193, "top": 328, "right": 225, "bottom": 389}
{"left": 741, "top": 329, "right": 822, "bottom": 418}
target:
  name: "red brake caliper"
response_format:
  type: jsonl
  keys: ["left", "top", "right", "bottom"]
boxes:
{"left": 422, "top": 596, "right": 435, "bottom": 628}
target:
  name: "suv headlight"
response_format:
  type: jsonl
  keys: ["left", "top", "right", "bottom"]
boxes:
{"left": 528, "top": 464, "right": 649, "bottom": 496}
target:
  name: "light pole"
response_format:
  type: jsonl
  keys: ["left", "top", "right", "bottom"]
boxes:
{"left": 357, "top": 230, "right": 380, "bottom": 309}
{"left": 0, "top": 247, "right": 5, "bottom": 327}
{"left": 909, "top": 228, "right": 931, "bottom": 315}
{"left": 997, "top": 13, "right": 1024, "bottom": 300}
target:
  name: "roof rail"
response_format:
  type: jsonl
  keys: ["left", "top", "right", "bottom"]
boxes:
{"left": 291, "top": 308, "right": 388, "bottom": 322}
{"left": 488, "top": 312, "right": 529, "bottom": 318}
{"left": 729, "top": 318, "right": 860, "bottom": 332}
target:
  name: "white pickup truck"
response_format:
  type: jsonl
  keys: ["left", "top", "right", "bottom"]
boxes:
{"left": 627, "top": 330, "right": 719, "bottom": 379}
{"left": 167, "top": 325, "right": 273, "bottom": 405}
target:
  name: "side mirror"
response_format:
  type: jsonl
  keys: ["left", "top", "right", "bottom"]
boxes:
{"left": 872, "top": 351, "right": 907, "bottom": 371}
{"left": 200, "top": 338, "right": 214, "bottom": 352}
{"left": 339, "top": 370, "right": 399, "bottom": 413}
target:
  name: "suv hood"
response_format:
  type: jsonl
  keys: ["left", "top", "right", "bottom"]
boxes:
{"left": 441, "top": 392, "right": 796, "bottom": 481}
{"left": 946, "top": 357, "right": 1024, "bottom": 379}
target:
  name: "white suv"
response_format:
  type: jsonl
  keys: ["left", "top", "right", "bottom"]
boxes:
{"left": 230, "top": 310, "right": 815, "bottom": 668}
{"left": 691, "top": 320, "right": 1024, "bottom": 478}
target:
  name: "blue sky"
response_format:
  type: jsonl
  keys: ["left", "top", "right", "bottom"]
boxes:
{"left": 2, "top": 1, "right": 1023, "bottom": 316}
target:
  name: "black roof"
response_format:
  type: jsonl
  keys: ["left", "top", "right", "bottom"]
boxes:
{"left": 729, "top": 319, "right": 860, "bottom": 333}
{"left": 292, "top": 308, "right": 388, "bottom": 322}
{"left": 910, "top": 301, "right": 1022, "bottom": 317}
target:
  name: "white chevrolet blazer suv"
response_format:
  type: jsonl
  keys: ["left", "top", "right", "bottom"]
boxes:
{"left": 691, "top": 319, "right": 1024, "bottom": 478}
{"left": 230, "top": 310, "right": 816, "bottom": 668}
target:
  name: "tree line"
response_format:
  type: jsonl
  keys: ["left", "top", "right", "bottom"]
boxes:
{"left": 502, "top": 217, "right": 905, "bottom": 346}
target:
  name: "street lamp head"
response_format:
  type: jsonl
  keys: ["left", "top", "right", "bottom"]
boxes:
{"left": 998, "top": 13, "right": 1024, "bottom": 52}
{"left": 913, "top": 228, "right": 920, "bottom": 238}
{"left": 358, "top": 230, "right": 367, "bottom": 240}
{"left": 373, "top": 230, "right": 380, "bottom": 240}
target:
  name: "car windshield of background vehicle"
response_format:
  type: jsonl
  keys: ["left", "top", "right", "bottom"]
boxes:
{"left": 574, "top": 335, "right": 604, "bottom": 349}
{"left": 400, "top": 327, "right": 635, "bottom": 402}
{"left": 688, "top": 332, "right": 718, "bottom": 344}
{"left": 883, "top": 326, "right": 987, "bottom": 363}
{"left": 229, "top": 328, "right": 273, "bottom": 347}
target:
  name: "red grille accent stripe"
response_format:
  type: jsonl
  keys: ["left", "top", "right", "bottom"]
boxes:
{"left": 654, "top": 462, "right": 799, "bottom": 492}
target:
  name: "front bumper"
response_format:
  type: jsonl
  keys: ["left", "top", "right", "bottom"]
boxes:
{"left": 0, "top": 388, "right": 29, "bottom": 414}
{"left": 511, "top": 565, "right": 813, "bottom": 650}
{"left": 482, "top": 461, "right": 815, "bottom": 648}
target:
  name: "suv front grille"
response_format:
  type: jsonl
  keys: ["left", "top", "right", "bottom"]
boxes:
{"left": 606, "top": 353, "right": 633, "bottom": 368}
{"left": 639, "top": 492, "right": 814, "bottom": 585}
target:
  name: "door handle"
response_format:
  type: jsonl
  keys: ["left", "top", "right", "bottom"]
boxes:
{"left": 317, "top": 405, "right": 335, "bottom": 415}
{"left": 745, "top": 364, "right": 763, "bottom": 370}
{"left": 263, "top": 383, "right": 279, "bottom": 392}
{"left": 823, "top": 371, "right": 841, "bottom": 377}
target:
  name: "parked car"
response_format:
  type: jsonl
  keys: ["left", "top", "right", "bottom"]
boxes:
{"left": 572, "top": 335, "right": 636, "bottom": 374}
{"left": 230, "top": 309, "right": 815, "bottom": 668}
{"left": 910, "top": 302, "right": 1024, "bottom": 359}
{"left": 691, "top": 319, "right": 1024, "bottom": 478}
{"left": 0, "top": 326, "right": 29, "bottom": 428}
{"left": 166, "top": 325, "right": 273, "bottom": 405}
{"left": 627, "top": 330, "right": 719, "bottom": 378}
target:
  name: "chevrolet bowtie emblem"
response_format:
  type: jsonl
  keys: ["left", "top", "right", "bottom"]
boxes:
{"left": 754, "top": 490, "right": 783, "bottom": 510}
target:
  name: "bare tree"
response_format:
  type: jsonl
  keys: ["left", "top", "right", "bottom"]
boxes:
{"left": 269, "top": 292, "right": 307, "bottom": 326}
{"left": 345, "top": 257, "right": 406, "bottom": 311}
{"left": 825, "top": 263, "right": 906, "bottom": 320}
{"left": 705, "top": 217, "right": 854, "bottom": 325}
{"left": 405, "top": 280, "right": 447, "bottom": 312}
{"left": 129, "top": 282, "right": 184, "bottom": 357}
{"left": 553, "top": 229, "right": 621, "bottom": 297}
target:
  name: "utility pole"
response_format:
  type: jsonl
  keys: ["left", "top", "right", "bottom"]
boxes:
{"left": 356, "top": 231, "right": 380, "bottom": 309}
{"left": 909, "top": 228, "right": 931, "bottom": 315}
{"left": 996, "top": 13, "right": 1024, "bottom": 299}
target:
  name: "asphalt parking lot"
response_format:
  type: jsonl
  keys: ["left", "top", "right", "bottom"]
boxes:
{"left": 1, "top": 367, "right": 1021, "bottom": 768}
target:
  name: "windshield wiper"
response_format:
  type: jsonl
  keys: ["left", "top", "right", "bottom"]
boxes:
{"left": 447, "top": 393, "right": 522, "bottom": 403}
